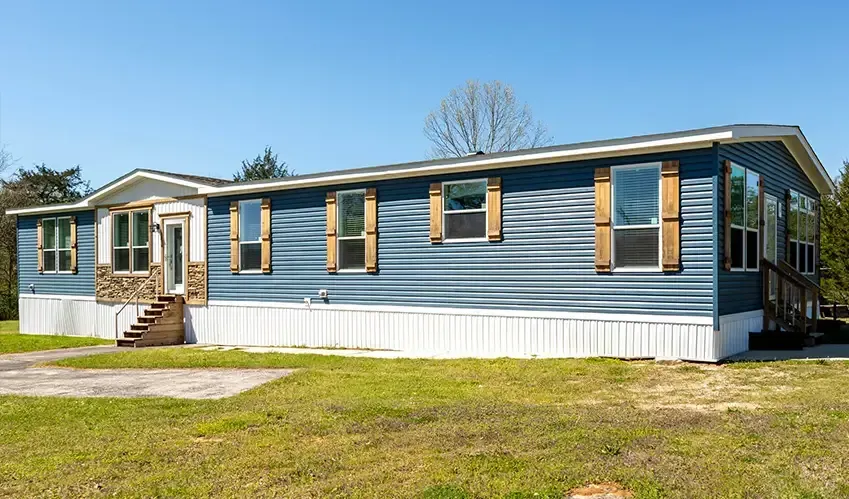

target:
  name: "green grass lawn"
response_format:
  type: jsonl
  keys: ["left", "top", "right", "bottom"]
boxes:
{"left": 2, "top": 348, "right": 849, "bottom": 498}
{"left": 0, "top": 320, "right": 112, "bottom": 354}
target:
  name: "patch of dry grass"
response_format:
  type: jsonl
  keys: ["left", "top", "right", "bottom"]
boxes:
{"left": 0, "top": 349, "right": 848, "bottom": 497}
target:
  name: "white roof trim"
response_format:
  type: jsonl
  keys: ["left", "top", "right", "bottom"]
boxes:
{"left": 6, "top": 125, "right": 833, "bottom": 216}
{"left": 728, "top": 125, "right": 835, "bottom": 195}
{"left": 6, "top": 170, "right": 209, "bottom": 215}
{"left": 200, "top": 130, "right": 736, "bottom": 196}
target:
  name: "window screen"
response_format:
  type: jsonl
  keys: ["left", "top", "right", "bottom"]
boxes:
{"left": 239, "top": 200, "right": 262, "bottom": 271}
{"left": 337, "top": 191, "right": 366, "bottom": 270}
{"left": 443, "top": 181, "right": 487, "bottom": 240}
{"left": 612, "top": 165, "right": 660, "bottom": 269}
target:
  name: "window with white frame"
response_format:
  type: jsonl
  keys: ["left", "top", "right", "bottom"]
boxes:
{"left": 729, "top": 165, "right": 760, "bottom": 271}
{"left": 41, "top": 217, "right": 72, "bottom": 273}
{"left": 42, "top": 218, "right": 56, "bottom": 273}
{"left": 337, "top": 190, "right": 366, "bottom": 270}
{"left": 57, "top": 217, "right": 72, "bottom": 272}
{"left": 443, "top": 180, "right": 487, "bottom": 240}
{"left": 789, "top": 191, "right": 817, "bottom": 275}
{"left": 611, "top": 164, "right": 661, "bottom": 270}
{"left": 132, "top": 211, "right": 149, "bottom": 273}
{"left": 238, "top": 200, "right": 262, "bottom": 271}
{"left": 112, "top": 210, "right": 149, "bottom": 273}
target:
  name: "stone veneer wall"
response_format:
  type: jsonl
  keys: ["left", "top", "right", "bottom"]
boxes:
{"left": 96, "top": 264, "right": 162, "bottom": 302}
{"left": 96, "top": 262, "right": 207, "bottom": 303}
{"left": 187, "top": 262, "right": 206, "bottom": 304}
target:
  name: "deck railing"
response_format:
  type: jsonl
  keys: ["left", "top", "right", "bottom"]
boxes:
{"left": 762, "top": 259, "right": 820, "bottom": 334}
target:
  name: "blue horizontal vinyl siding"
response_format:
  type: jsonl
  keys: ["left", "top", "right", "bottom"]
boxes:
{"left": 17, "top": 211, "right": 96, "bottom": 296}
{"left": 717, "top": 141, "right": 819, "bottom": 316}
{"left": 208, "top": 149, "right": 716, "bottom": 316}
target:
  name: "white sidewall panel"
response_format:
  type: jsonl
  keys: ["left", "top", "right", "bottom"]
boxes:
{"left": 187, "top": 302, "right": 724, "bottom": 362}
{"left": 19, "top": 295, "right": 98, "bottom": 337}
{"left": 716, "top": 310, "right": 760, "bottom": 359}
{"left": 19, "top": 296, "right": 151, "bottom": 339}
{"left": 19, "top": 297, "right": 749, "bottom": 362}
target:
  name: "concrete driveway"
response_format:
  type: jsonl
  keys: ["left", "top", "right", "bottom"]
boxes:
{"left": 0, "top": 346, "right": 292, "bottom": 399}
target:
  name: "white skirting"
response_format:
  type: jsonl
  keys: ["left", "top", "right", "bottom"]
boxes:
{"left": 18, "top": 295, "right": 755, "bottom": 362}
{"left": 187, "top": 301, "right": 724, "bottom": 362}
{"left": 19, "top": 295, "right": 147, "bottom": 340}
{"left": 716, "top": 309, "right": 762, "bottom": 359}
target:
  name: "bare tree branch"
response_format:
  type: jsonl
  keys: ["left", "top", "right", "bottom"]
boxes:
{"left": 424, "top": 80, "right": 553, "bottom": 159}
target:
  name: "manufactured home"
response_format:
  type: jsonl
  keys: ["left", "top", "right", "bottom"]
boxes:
{"left": 8, "top": 125, "right": 834, "bottom": 361}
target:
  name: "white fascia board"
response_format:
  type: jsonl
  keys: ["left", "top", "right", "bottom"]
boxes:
{"left": 730, "top": 125, "right": 835, "bottom": 195}
{"left": 6, "top": 170, "right": 207, "bottom": 216}
{"left": 82, "top": 170, "right": 206, "bottom": 203}
{"left": 6, "top": 201, "right": 90, "bottom": 216}
{"left": 201, "top": 130, "right": 734, "bottom": 196}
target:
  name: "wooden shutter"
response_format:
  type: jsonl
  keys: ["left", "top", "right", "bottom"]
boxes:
{"left": 69, "top": 216, "right": 78, "bottom": 274}
{"left": 36, "top": 219, "right": 44, "bottom": 274}
{"left": 487, "top": 177, "right": 502, "bottom": 241}
{"left": 365, "top": 188, "right": 378, "bottom": 272}
{"left": 723, "top": 160, "right": 732, "bottom": 271}
{"left": 326, "top": 192, "right": 337, "bottom": 272}
{"left": 661, "top": 160, "right": 681, "bottom": 272}
{"left": 261, "top": 198, "right": 271, "bottom": 273}
{"left": 429, "top": 183, "right": 442, "bottom": 243}
{"left": 594, "top": 167, "right": 611, "bottom": 272}
{"left": 784, "top": 190, "right": 792, "bottom": 262}
{"left": 229, "top": 201, "right": 239, "bottom": 273}
{"left": 758, "top": 175, "right": 765, "bottom": 267}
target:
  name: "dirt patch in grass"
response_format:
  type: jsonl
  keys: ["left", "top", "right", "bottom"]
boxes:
{"left": 568, "top": 482, "right": 633, "bottom": 498}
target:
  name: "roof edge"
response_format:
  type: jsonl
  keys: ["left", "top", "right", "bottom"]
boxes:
{"left": 6, "top": 169, "right": 214, "bottom": 216}
{"left": 7, "top": 124, "right": 834, "bottom": 215}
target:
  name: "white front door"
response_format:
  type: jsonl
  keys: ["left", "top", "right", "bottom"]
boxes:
{"left": 164, "top": 218, "right": 186, "bottom": 295}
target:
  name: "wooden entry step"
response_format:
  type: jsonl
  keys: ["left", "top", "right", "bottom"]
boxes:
{"left": 116, "top": 295, "right": 185, "bottom": 348}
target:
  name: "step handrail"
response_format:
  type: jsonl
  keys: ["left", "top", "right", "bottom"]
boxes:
{"left": 762, "top": 258, "right": 818, "bottom": 334}
{"left": 114, "top": 266, "right": 161, "bottom": 339}
{"left": 762, "top": 260, "right": 816, "bottom": 292}
{"left": 777, "top": 260, "right": 821, "bottom": 292}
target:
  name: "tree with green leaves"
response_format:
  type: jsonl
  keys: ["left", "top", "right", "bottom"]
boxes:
{"left": 0, "top": 161, "right": 92, "bottom": 319}
{"left": 1, "top": 163, "right": 92, "bottom": 205}
{"left": 820, "top": 160, "right": 849, "bottom": 305}
{"left": 233, "top": 147, "right": 292, "bottom": 182}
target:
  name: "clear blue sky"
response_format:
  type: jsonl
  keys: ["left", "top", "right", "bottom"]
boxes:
{"left": 1, "top": 0, "right": 847, "bottom": 189}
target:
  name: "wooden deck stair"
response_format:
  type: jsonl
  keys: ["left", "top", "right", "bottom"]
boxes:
{"left": 762, "top": 259, "right": 821, "bottom": 338}
{"left": 116, "top": 295, "right": 185, "bottom": 348}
